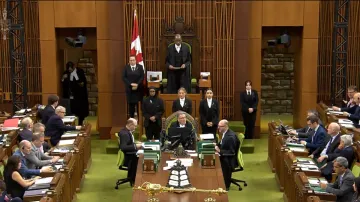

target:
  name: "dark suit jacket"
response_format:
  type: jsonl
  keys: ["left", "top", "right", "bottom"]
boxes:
{"left": 348, "top": 106, "right": 360, "bottom": 125}
{"left": 328, "top": 146, "right": 354, "bottom": 164}
{"left": 41, "top": 105, "right": 55, "bottom": 125}
{"left": 118, "top": 128, "right": 137, "bottom": 167}
{"left": 301, "top": 125, "right": 327, "bottom": 153}
{"left": 142, "top": 96, "right": 164, "bottom": 127}
{"left": 217, "top": 129, "right": 239, "bottom": 169}
{"left": 172, "top": 98, "right": 192, "bottom": 115}
{"left": 12, "top": 150, "right": 40, "bottom": 178}
{"left": 18, "top": 128, "right": 32, "bottom": 142}
{"left": 199, "top": 99, "right": 219, "bottom": 127}
{"left": 326, "top": 169, "right": 355, "bottom": 202}
{"left": 341, "top": 104, "right": 358, "bottom": 114}
{"left": 312, "top": 134, "right": 341, "bottom": 157}
{"left": 45, "top": 114, "right": 76, "bottom": 146}
{"left": 165, "top": 43, "right": 192, "bottom": 68}
{"left": 240, "top": 90, "right": 258, "bottom": 112}
{"left": 122, "top": 64, "right": 144, "bottom": 104}
{"left": 296, "top": 126, "right": 314, "bottom": 138}
{"left": 170, "top": 121, "right": 193, "bottom": 129}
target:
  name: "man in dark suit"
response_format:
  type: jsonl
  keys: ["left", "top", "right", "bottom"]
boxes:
{"left": 45, "top": 106, "right": 81, "bottom": 146}
{"left": 41, "top": 95, "right": 59, "bottom": 125}
{"left": 12, "top": 140, "right": 52, "bottom": 178}
{"left": 332, "top": 85, "right": 357, "bottom": 110}
{"left": 33, "top": 123, "right": 50, "bottom": 153}
{"left": 118, "top": 118, "right": 142, "bottom": 186}
{"left": 199, "top": 89, "right": 219, "bottom": 142}
{"left": 166, "top": 34, "right": 192, "bottom": 94}
{"left": 320, "top": 134, "right": 354, "bottom": 182}
{"left": 310, "top": 122, "right": 341, "bottom": 159}
{"left": 240, "top": 80, "right": 258, "bottom": 139}
{"left": 216, "top": 119, "right": 240, "bottom": 191}
{"left": 172, "top": 87, "right": 192, "bottom": 115}
{"left": 299, "top": 115, "right": 326, "bottom": 154}
{"left": 169, "top": 112, "right": 195, "bottom": 150}
{"left": 18, "top": 117, "right": 33, "bottom": 142}
{"left": 320, "top": 157, "right": 355, "bottom": 202}
{"left": 289, "top": 109, "right": 323, "bottom": 138}
{"left": 341, "top": 93, "right": 360, "bottom": 125}
{"left": 122, "top": 55, "right": 144, "bottom": 118}
{"left": 142, "top": 87, "right": 164, "bottom": 140}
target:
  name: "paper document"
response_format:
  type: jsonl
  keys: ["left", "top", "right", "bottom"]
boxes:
{"left": 62, "top": 133, "right": 78, "bottom": 138}
{"left": 288, "top": 147, "right": 306, "bottom": 152}
{"left": 62, "top": 117, "right": 76, "bottom": 123}
{"left": 53, "top": 149, "right": 69, "bottom": 153}
{"left": 15, "top": 108, "right": 31, "bottom": 114}
{"left": 189, "top": 153, "right": 198, "bottom": 157}
{"left": 35, "top": 177, "right": 53, "bottom": 185}
{"left": 340, "top": 123, "right": 354, "bottom": 129}
{"left": 12, "top": 115, "right": 26, "bottom": 118}
{"left": 308, "top": 179, "right": 320, "bottom": 185}
{"left": 338, "top": 119, "right": 353, "bottom": 124}
{"left": 58, "top": 139, "right": 75, "bottom": 146}
{"left": 200, "top": 134, "right": 214, "bottom": 140}
{"left": 1, "top": 127, "right": 19, "bottom": 132}
{"left": 136, "top": 150, "right": 144, "bottom": 155}
{"left": 55, "top": 165, "right": 62, "bottom": 170}
{"left": 328, "top": 111, "right": 343, "bottom": 115}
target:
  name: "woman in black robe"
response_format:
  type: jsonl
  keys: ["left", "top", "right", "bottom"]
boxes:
{"left": 199, "top": 89, "right": 219, "bottom": 142}
{"left": 142, "top": 87, "right": 164, "bottom": 140}
{"left": 61, "top": 61, "right": 89, "bottom": 125}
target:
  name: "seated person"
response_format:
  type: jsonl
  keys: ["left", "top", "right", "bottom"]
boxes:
{"left": 118, "top": 118, "right": 142, "bottom": 186}
{"left": 45, "top": 106, "right": 81, "bottom": 146}
{"left": 172, "top": 88, "right": 192, "bottom": 115}
{"left": 332, "top": 90, "right": 359, "bottom": 114}
{"left": 41, "top": 95, "right": 58, "bottom": 125}
{"left": 320, "top": 135, "right": 354, "bottom": 182}
{"left": 295, "top": 115, "right": 326, "bottom": 154}
{"left": 0, "top": 180, "right": 22, "bottom": 202}
{"left": 142, "top": 87, "right": 165, "bottom": 141}
{"left": 320, "top": 157, "right": 355, "bottom": 202}
{"left": 25, "top": 133, "right": 60, "bottom": 169}
{"left": 333, "top": 93, "right": 360, "bottom": 125}
{"left": 12, "top": 140, "right": 52, "bottom": 178}
{"left": 168, "top": 112, "right": 196, "bottom": 150}
{"left": 33, "top": 123, "right": 50, "bottom": 153}
{"left": 288, "top": 109, "right": 322, "bottom": 138}
{"left": 4, "top": 155, "right": 39, "bottom": 199}
{"left": 199, "top": 89, "right": 219, "bottom": 142}
{"left": 352, "top": 177, "right": 360, "bottom": 202}
{"left": 18, "top": 117, "right": 33, "bottom": 142}
{"left": 216, "top": 120, "right": 240, "bottom": 191}
{"left": 309, "top": 122, "right": 341, "bottom": 159}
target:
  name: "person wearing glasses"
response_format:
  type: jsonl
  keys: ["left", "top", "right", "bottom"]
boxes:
{"left": 332, "top": 86, "right": 358, "bottom": 112}
{"left": 142, "top": 87, "right": 164, "bottom": 141}
{"left": 45, "top": 106, "right": 82, "bottom": 146}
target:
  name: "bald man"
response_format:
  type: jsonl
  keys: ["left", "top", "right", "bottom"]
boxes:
{"left": 216, "top": 119, "right": 240, "bottom": 191}
{"left": 19, "top": 117, "right": 33, "bottom": 142}
{"left": 118, "top": 118, "right": 142, "bottom": 186}
{"left": 12, "top": 140, "right": 52, "bottom": 178}
{"left": 165, "top": 34, "right": 192, "bottom": 94}
{"left": 310, "top": 122, "right": 341, "bottom": 159}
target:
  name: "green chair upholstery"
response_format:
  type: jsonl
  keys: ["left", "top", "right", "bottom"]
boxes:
{"left": 114, "top": 133, "right": 130, "bottom": 189}
{"left": 351, "top": 162, "right": 360, "bottom": 177}
{"left": 231, "top": 133, "right": 247, "bottom": 191}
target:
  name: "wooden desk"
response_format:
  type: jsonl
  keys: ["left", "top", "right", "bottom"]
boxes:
{"left": 132, "top": 153, "right": 228, "bottom": 202}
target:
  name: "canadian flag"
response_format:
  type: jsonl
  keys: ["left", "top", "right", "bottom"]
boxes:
{"left": 130, "top": 9, "right": 145, "bottom": 72}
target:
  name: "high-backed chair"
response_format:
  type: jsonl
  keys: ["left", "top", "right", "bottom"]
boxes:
{"left": 161, "top": 111, "right": 199, "bottom": 134}
{"left": 114, "top": 133, "right": 130, "bottom": 189}
{"left": 231, "top": 133, "right": 247, "bottom": 191}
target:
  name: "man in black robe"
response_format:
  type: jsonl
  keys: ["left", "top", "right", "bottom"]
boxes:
{"left": 142, "top": 87, "right": 164, "bottom": 140}
{"left": 166, "top": 34, "right": 192, "bottom": 94}
{"left": 61, "top": 62, "right": 89, "bottom": 125}
{"left": 123, "top": 56, "right": 144, "bottom": 118}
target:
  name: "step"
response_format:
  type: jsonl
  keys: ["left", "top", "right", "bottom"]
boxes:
{"left": 241, "top": 139, "right": 255, "bottom": 154}
{"left": 229, "top": 121, "right": 245, "bottom": 133}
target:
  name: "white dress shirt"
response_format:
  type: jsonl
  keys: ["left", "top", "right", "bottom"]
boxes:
{"left": 70, "top": 68, "right": 79, "bottom": 81}
{"left": 131, "top": 65, "right": 136, "bottom": 71}
{"left": 320, "top": 134, "right": 339, "bottom": 156}
{"left": 247, "top": 90, "right": 251, "bottom": 95}
{"left": 207, "top": 98, "right": 212, "bottom": 108}
{"left": 220, "top": 129, "right": 228, "bottom": 144}
{"left": 180, "top": 98, "right": 185, "bottom": 107}
{"left": 175, "top": 44, "right": 181, "bottom": 53}
{"left": 179, "top": 124, "right": 185, "bottom": 128}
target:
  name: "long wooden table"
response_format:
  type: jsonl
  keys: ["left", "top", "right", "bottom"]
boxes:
{"left": 132, "top": 153, "right": 228, "bottom": 202}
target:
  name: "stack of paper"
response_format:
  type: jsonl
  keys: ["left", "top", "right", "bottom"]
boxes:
{"left": 166, "top": 159, "right": 193, "bottom": 167}
{"left": 58, "top": 139, "right": 75, "bottom": 146}
{"left": 1, "top": 127, "right": 19, "bottom": 132}
{"left": 288, "top": 147, "right": 305, "bottom": 152}
{"left": 35, "top": 177, "right": 53, "bottom": 185}
{"left": 62, "top": 132, "right": 78, "bottom": 138}
{"left": 200, "top": 134, "right": 214, "bottom": 140}
{"left": 339, "top": 119, "right": 353, "bottom": 124}
{"left": 53, "top": 148, "right": 69, "bottom": 153}
{"left": 12, "top": 115, "right": 26, "bottom": 118}
{"left": 328, "top": 111, "right": 343, "bottom": 115}
{"left": 340, "top": 123, "right": 354, "bottom": 129}
{"left": 15, "top": 108, "right": 31, "bottom": 114}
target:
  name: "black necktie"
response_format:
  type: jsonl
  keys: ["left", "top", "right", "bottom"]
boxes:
{"left": 132, "top": 66, "right": 135, "bottom": 71}
{"left": 247, "top": 91, "right": 250, "bottom": 95}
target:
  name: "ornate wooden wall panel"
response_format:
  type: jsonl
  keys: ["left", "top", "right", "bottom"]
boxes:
{"left": 123, "top": 0, "right": 235, "bottom": 118}
{"left": 0, "top": 0, "right": 41, "bottom": 106}
{"left": 317, "top": 1, "right": 360, "bottom": 103}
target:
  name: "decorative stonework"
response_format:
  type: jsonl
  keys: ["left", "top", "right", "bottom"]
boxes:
{"left": 78, "top": 51, "right": 98, "bottom": 116}
{"left": 261, "top": 53, "right": 294, "bottom": 115}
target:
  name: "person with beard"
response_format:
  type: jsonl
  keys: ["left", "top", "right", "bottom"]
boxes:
{"left": 61, "top": 61, "right": 89, "bottom": 125}
{"left": 142, "top": 87, "right": 164, "bottom": 140}
{"left": 199, "top": 89, "right": 219, "bottom": 142}
{"left": 352, "top": 177, "right": 360, "bottom": 202}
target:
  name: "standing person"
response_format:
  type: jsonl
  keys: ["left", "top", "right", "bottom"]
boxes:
{"left": 122, "top": 55, "right": 144, "bottom": 118}
{"left": 240, "top": 80, "right": 259, "bottom": 139}
{"left": 142, "top": 87, "right": 164, "bottom": 140}
{"left": 172, "top": 87, "right": 192, "bottom": 115}
{"left": 199, "top": 89, "right": 219, "bottom": 142}
{"left": 61, "top": 61, "right": 89, "bottom": 125}
{"left": 166, "top": 34, "right": 192, "bottom": 94}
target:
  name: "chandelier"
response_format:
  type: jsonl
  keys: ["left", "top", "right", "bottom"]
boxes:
{"left": 0, "top": 8, "right": 10, "bottom": 40}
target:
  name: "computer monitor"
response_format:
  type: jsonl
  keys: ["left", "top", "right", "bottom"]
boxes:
{"left": 167, "top": 127, "right": 193, "bottom": 150}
